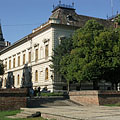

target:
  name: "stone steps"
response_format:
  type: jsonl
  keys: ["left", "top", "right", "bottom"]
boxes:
{"left": 7, "top": 99, "right": 80, "bottom": 119}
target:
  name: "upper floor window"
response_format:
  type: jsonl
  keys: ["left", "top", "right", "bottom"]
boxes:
{"left": 28, "top": 51, "right": 31, "bottom": 63}
{"left": 5, "top": 61, "right": 7, "bottom": 70}
{"left": 45, "top": 45, "right": 49, "bottom": 58}
{"left": 23, "top": 54, "right": 25, "bottom": 65}
{"left": 9, "top": 59, "right": 11, "bottom": 69}
{"left": 13, "top": 58, "right": 15, "bottom": 68}
{"left": 35, "top": 49, "right": 38, "bottom": 61}
{"left": 18, "top": 56, "right": 20, "bottom": 66}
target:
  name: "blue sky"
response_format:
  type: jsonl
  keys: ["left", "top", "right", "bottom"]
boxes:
{"left": 0, "top": 0, "right": 120, "bottom": 44}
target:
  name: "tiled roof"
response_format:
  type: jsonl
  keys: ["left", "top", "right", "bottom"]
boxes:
{"left": 50, "top": 6, "right": 113, "bottom": 28}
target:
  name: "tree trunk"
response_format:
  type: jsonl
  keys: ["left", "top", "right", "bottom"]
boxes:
{"left": 67, "top": 81, "right": 70, "bottom": 93}
{"left": 80, "top": 82, "right": 82, "bottom": 90}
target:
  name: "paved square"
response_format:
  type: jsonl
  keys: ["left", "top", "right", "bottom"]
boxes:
{"left": 22, "top": 106, "right": 120, "bottom": 120}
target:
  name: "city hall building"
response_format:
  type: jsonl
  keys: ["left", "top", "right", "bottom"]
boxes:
{"left": 0, "top": 4, "right": 113, "bottom": 92}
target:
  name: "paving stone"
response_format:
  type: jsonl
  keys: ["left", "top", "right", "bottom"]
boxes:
{"left": 8, "top": 103, "right": 120, "bottom": 120}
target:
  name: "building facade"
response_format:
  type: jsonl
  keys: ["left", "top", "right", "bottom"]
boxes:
{"left": 0, "top": 4, "right": 113, "bottom": 92}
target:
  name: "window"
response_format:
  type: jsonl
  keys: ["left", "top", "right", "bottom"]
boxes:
{"left": 35, "top": 49, "right": 38, "bottom": 61}
{"left": 28, "top": 51, "right": 31, "bottom": 63}
{"left": 45, "top": 45, "right": 48, "bottom": 58}
{"left": 13, "top": 58, "right": 15, "bottom": 68}
{"left": 5, "top": 61, "right": 7, "bottom": 70}
{"left": 18, "top": 56, "right": 20, "bottom": 66}
{"left": 17, "top": 75, "right": 20, "bottom": 85}
{"left": 9, "top": 59, "right": 11, "bottom": 69}
{"left": 45, "top": 68, "right": 48, "bottom": 80}
{"left": 23, "top": 54, "right": 25, "bottom": 65}
{"left": 35, "top": 70, "right": 38, "bottom": 82}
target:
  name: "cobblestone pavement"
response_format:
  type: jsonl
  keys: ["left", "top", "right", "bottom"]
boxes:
{"left": 21, "top": 106, "right": 120, "bottom": 120}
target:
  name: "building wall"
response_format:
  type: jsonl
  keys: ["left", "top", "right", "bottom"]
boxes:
{"left": 0, "top": 24, "right": 76, "bottom": 92}
{"left": 0, "top": 88, "right": 28, "bottom": 111}
{"left": 0, "top": 27, "right": 53, "bottom": 91}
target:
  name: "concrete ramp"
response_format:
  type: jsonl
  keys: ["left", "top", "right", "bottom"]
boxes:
{"left": 27, "top": 97, "right": 80, "bottom": 108}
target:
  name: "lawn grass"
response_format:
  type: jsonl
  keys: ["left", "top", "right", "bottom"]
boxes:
{"left": 104, "top": 102, "right": 120, "bottom": 107}
{"left": 0, "top": 110, "right": 55, "bottom": 120}
{"left": 39, "top": 92, "right": 65, "bottom": 97}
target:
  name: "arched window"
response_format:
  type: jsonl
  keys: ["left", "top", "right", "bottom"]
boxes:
{"left": 9, "top": 59, "right": 11, "bottom": 69}
{"left": 28, "top": 51, "right": 31, "bottom": 63}
{"left": 18, "top": 56, "right": 20, "bottom": 66}
{"left": 45, "top": 68, "right": 48, "bottom": 80}
{"left": 17, "top": 75, "right": 20, "bottom": 85}
{"left": 35, "top": 70, "right": 38, "bottom": 82}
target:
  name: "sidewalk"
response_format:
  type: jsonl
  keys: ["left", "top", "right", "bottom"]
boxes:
{"left": 21, "top": 106, "right": 120, "bottom": 120}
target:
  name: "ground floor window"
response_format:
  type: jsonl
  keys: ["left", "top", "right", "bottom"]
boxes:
{"left": 17, "top": 75, "right": 20, "bottom": 85}
{"left": 45, "top": 68, "right": 48, "bottom": 80}
{"left": 35, "top": 70, "right": 38, "bottom": 82}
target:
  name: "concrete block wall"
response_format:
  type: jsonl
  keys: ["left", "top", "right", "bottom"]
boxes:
{"left": 69, "top": 91, "right": 99, "bottom": 105}
{"left": 0, "top": 88, "right": 28, "bottom": 111}
{"left": 69, "top": 90, "right": 120, "bottom": 106}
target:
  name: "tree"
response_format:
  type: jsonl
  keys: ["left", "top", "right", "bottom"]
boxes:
{"left": 51, "top": 37, "right": 73, "bottom": 73}
{"left": 115, "top": 14, "right": 120, "bottom": 25}
{"left": 66, "top": 20, "right": 105, "bottom": 89}
{"left": 93, "top": 30, "right": 120, "bottom": 89}
{"left": 68, "top": 20, "right": 120, "bottom": 90}
{"left": 52, "top": 19, "right": 120, "bottom": 91}
{"left": 50, "top": 37, "right": 73, "bottom": 92}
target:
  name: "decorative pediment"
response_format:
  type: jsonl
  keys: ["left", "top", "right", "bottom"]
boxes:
{"left": 43, "top": 38, "right": 50, "bottom": 43}
{"left": 33, "top": 43, "right": 39, "bottom": 47}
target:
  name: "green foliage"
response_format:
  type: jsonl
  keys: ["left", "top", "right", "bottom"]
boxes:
{"left": 69, "top": 20, "right": 105, "bottom": 83}
{"left": 0, "top": 110, "right": 51, "bottom": 120}
{"left": 104, "top": 102, "right": 120, "bottom": 107}
{"left": 40, "top": 92, "right": 64, "bottom": 96}
{"left": 0, "top": 110, "right": 20, "bottom": 120}
{"left": 51, "top": 37, "right": 73, "bottom": 82}
{"left": 115, "top": 14, "right": 120, "bottom": 25}
{"left": 51, "top": 19, "right": 120, "bottom": 89}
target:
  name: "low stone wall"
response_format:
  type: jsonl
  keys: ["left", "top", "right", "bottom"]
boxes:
{"left": 0, "top": 88, "right": 28, "bottom": 111}
{"left": 69, "top": 90, "right": 120, "bottom": 106}
{"left": 98, "top": 91, "right": 120, "bottom": 105}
